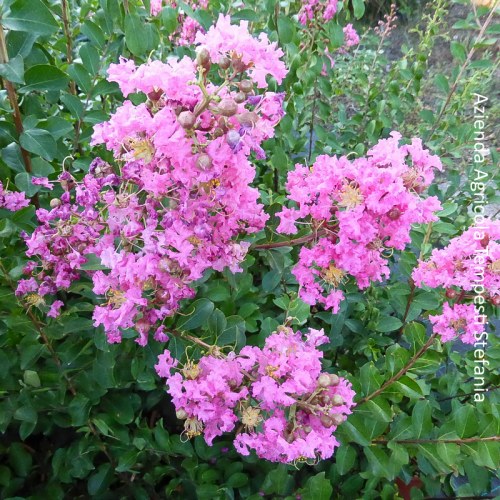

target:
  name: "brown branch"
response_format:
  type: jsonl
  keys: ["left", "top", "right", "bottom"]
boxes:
{"left": 358, "top": 333, "right": 438, "bottom": 405}
{"left": 252, "top": 229, "right": 327, "bottom": 250}
{"left": 0, "top": 23, "right": 39, "bottom": 206}
{"left": 373, "top": 436, "right": 499, "bottom": 445}
{"left": 0, "top": 262, "right": 76, "bottom": 396}
{"left": 61, "top": 0, "right": 77, "bottom": 95}
{"left": 425, "top": 4, "right": 498, "bottom": 141}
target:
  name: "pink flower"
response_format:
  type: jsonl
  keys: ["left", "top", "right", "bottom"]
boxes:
{"left": 47, "top": 300, "right": 64, "bottom": 318}
{"left": 0, "top": 182, "right": 30, "bottom": 211}
{"left": 195, "top": 14, "right": 287, "bottom": 87}
{"left": 278, "top": 132, "right": 442, "bottom": 311}
{"left": 31, "top": 177, "right": 53, "bottom": 190}
{"left": 413, "top": 219, "right": 499, "bottom": 300}
{"left": 156, "top": 326, "right": 356, "bottom": 462}
{"left": 430, "top": 303, "right": 485, "bottom": 344}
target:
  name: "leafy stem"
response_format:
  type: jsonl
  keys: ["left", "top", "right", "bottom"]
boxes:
{"left": 359, "top": 332, "right": 438, "bottom": 404}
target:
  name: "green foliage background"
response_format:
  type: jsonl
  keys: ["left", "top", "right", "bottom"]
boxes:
{"left": 0, "top": 0, "right": 498, "bottom": 498}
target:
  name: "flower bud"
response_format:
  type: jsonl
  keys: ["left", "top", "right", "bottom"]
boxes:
{"left": 213, "top": 128, "right": 224, "bottom": 138}
{"left": 320, "top": 415, "right": 334, "bottom": 428}
{"left": 330, "top": 414, "right": 345, "bottom": 426}
{"left": 480, "top": 234, "right": 490, "bottom": 248}
{"left": 50, "top": 198, "right": 62, "bottom": 208}
{"left": 234, "top": 92, "right": 246, "bottom": 104}
{"left": 176, "top": 408, "right": 188, "bottom": 420}
{"left": 218, "top": 56, "right": 231, "bottom": 70}
{"left": 218, "top": 98, "right": 238, "bottom": 117}
{"left": 318, "top": 373, "right": 331, "bottom": 388}
{"left": 387, "top": 207, "right": 401, "bottom": 220}
{"left": 490, "top": 295, "right": 500, "bottom": 307}
{"left": 331, "top": 394, "right": 344, "bottom": 406}
{"left": 238, "top": 111, "right": 258, "bottom": 127}
{"left": 226, "top": 129, "right": 241, "bottom": 148}
{"left": 231, "top": 55, "right": 247, "bottom": 74}
{"left": 147, "top": 88, "right": 164, "bottom": 102}
{"left": 196, "top": 153, "right": 213, "bottom": 171}
{"left": 178, "top": 111, "right": 196, "bottom": 129}
{"left": 196, "top": 47, "right": 211, "bottom": 68}
{"left": 329, "top": 374, "right": 340, "bottom": 386}
{"left": 445, "top": 288, "right": 457, "bottom": 299}
{"left": 239, "top": 79, "right": 253, "bottom": 94}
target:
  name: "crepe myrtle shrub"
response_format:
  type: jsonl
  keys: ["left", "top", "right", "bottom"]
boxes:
{"left": 0, "top": 0, "right": 499, "bottom": 498}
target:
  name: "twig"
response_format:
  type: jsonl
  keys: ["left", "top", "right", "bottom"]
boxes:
{"left": 0, "top": 262, "right": 76, "bottom": 396}
{"left": 252, "top": 229, "right": 327, "bottom": 250}
{"left": 358, "top": 333, "right": 438, "bottom": 404}
{"left": 61, "top": 0, "right": 76, "bottom": 95}
{"left": 0, "top": 23, "right": 39, "bottom": 207}
{"left": 425, "top": 4, "right": 498, "bottom": 141}
{"left": 373, "top": 436, "right": 499, "bottom": 445}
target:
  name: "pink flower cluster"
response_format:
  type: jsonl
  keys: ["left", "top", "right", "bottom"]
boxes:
{"left": 277, "top": 132, "right": 443, "bottom": 313}
{"left": 413, "top": 219, "right": 499, "bottom": 303}
{"left": 17, "top": 16, "right": 287, "bottom": 345}
{"left": 155, "top": 326, "right": 355, "bottom": 463}
{"left": 429, "top": 303, "right": 484, "bottom": 344}
{"left": 299, "top": 0, "right": 338, "bottom": 25}
{"left": 0, "top": 181, "right": 29, "bottom": 212}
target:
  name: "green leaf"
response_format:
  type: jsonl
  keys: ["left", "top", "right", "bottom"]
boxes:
{"left": 435, "top": 74, "right": 450, "bottom": 93}
{"left": 357, "top": 397, "right": 393, "bottom": 423}
{"left": 15, "top": 172, "right": 39, "bottom": 197}
{"left": 455, "top": 405, "right": 477, "bottom": 438}
{"left": 226, "top": 472, "right": 248, "bottom": 488}
{"left": 79, "top": 253, "right": 108, "bottom": 270}
{"left": 87, "top": 464, "right": 113, "bottom": 495}
{"left": 278, "top": 16, "right": 295, "bottom": 45}
{"left": 177, "top": 298, "right": 214, "bottom": 331}
{"left": 81, "top": 20, "right": 106, "bottom": 49}
{"left": 377, "top": 316, "right": 403, "bottom": 332}
{"left": 335, "top": 444, "right": 356, "bottom": 475}
{"left": 19, "top": 128, "right": 57, "bottom": 161}
{"left": 125, "top": 14, "right": 149, "bottom": 56}
{"left": 161, "top": 7, "right": 179, "bottom": 35}
{"left": 61, "top": 93, "right": 84, "bottom": 119}
{"left": 301, "top": 472, "right": 333, "bottom": 500}
{"left": 21, "top": 65, "right": 69, "bottom": 92}
{"left": 352, "top": 0, "right": 365, "bottom": 19}
{"left": 0, "top": 54, "right": 24, "bottom": 84}
{"left": 391, "top": 376, "right": 424, "bottom": 400}
{"left": 79, "top": 43, "right": 100, "bottom": 76}
{"left": 411, "top": 400, "right": 432, "bottom": 438}
{"left": 1, "top": 0, "right": 58, "bottom": 36}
